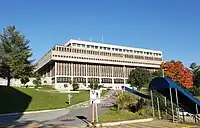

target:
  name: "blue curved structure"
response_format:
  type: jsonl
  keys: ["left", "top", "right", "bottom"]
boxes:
{"left": 122, "top": 86, "right": 150, "bottom": 99}
{"left": 149, "top": 77, "right": 200, "bottom": 114}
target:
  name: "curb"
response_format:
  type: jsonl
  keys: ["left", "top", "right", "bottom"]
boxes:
{"left": 95, "top": 118, "right": 154, "bottom": 127}
{"left": 0, "top": 108, "right": 69, "bottom": 117}
{"left": 0, "top": 95, "right": 109, "bottom": 117}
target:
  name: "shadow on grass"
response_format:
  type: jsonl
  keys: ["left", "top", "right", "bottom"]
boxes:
{"left": 0, "top": 86, "right": 32, "bottom": 126}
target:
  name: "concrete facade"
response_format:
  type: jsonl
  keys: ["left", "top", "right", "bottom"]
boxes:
{"left": 35, "top": 39, "right": 163, "bottom": 90}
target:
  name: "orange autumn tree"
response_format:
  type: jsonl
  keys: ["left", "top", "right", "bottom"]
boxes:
{"left": 161, "top": 61, "right": 193, "bottom": 89}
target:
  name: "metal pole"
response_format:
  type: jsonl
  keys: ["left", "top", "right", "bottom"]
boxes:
{"left": 169, "top": 88, "right": 174, "bottom": 122}
{"left": 164, "top": 97, "right": 167, "bottom": 116}
{"left": 150, "top": 90, "right": 155, "bottom": 117}
{"left": 157, "top": 97, "right": 161, "bottom": 119}
{"left": 95, "top": 103, "right": 98, "bottom": 123}
{"left": 196, "top": 104, "right": 199, "bottom": 122}
{"left": 162, "top": 69, "right": 164, "bottom": 77}
{"left": 175, "top": 88, "right": 180, "bottom": 121}
{"left": 182, "top": 108, "right": 185, "bottom": 122}
{"left": 92, "top": 102, "right": 95, "bottom": 123}
{"left": 68, "top": 94, "right": 71, "bottom": 104}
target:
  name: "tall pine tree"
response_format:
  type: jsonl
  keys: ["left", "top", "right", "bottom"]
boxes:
{"left": 0, "top": 26, "right": 35, "bottom": 86}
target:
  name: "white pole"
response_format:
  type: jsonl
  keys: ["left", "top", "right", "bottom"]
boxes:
{"left": 169, "top": 88, "right": 174, "bottom": 122}
{"left": 196, "top": 104, "right": 199, "bottom": 122}
{"left": 95, "top": 103, "right": 98, "bottom": 123}
{"left": 175, "top": 88, "right": 180, "bottom": 121}
{"left": 92, "top": 102, "right": 94, "bottom": 123}
{"left": 162, "top": 69, "right": 164, "bottom": 77}
{"left": 157, "top": 97, "right": 161, "bottom": 119}
{"left": 151, "top": 90, "right": 155, "bottom": 117}
{"left": 164, "top": 97, "right": 167, "bottom": 116}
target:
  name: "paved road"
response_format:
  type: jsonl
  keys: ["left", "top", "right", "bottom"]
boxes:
{"left": 0, "top": 91, "right": 115, "bottom": 128}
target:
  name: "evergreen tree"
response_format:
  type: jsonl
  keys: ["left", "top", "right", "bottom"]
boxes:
{"left": 190, "top": 62, "right": 200, "bottom": 88}
{"left": 72, "top": 81, "right": 79, "bottom": 91}
{"left": 152, "top": 69, "right": 164, "bottom": 78}
{"left": 128, "top": 67, "right": 152, "bottom": 90}
{"left": 0, "top": 26, "right": 34, "bottom": 86}
{"left": 88, "top": 81, "right": 101, "bottom": 90}
{"left": 32, "top": 73, "right": 42, "bottom": 87}
{"left": 20, "top": 76, "right": 30, "bottom": 86}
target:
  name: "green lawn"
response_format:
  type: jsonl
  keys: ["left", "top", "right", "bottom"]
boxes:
{"left": 0, "top": 86, "right": 109, "bottom": 114}
{"left": 38, "top": 85, "right": 56, "bottom": 90}
{"left": 99, "top": 108, "right": 152, "bottom": 123}
{"left": 101, "top": 90, "right": 108, "bottom": 96}
{"left": 0, "top": 86, "right": 90, "bottom": 114}
{"left": 196, "top": 96, "right": 200, "bottom": 99}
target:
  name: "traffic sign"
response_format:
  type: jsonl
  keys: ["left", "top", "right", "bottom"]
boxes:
{"left": 90, "top": 90, "right": 101, "bottom": 104}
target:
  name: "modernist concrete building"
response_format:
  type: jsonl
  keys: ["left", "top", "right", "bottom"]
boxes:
{"left": 35, "top": 39, "right": 163, "bottom": 90}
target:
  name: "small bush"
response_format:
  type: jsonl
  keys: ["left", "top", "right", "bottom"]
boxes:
{"left": 72, "top": 82, "right": 79, "bottom": 91}
{"left": 113, "top": 91, "right": 137, "bottom": 110}
{"left": 188, "top": 86, "right": 200, "bottom": 96}
{"left": 64, "top": 84, "right": 68, "bottom": 88}
{"left": 41, "top": 85, "right": 55, "bottom": 90}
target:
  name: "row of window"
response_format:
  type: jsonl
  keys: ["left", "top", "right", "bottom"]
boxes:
{"left": 55, "top": 77, "right": 126, "bottom": 84}
{"left": 54, "top": 46, "right": 162, "bottom": 57}
{"left": 70, "top": 43, "right": 162, "bottom": 56}
{"left": 53, "top": 46, "right": 162, "bottom": 59}
{"left": 52, "top": 54, "right": 161, "bottom": 65}
{"left": 55, "top": 62, "right": 134, "bottom": 78}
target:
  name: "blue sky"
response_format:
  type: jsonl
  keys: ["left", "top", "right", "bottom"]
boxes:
{"left": 0, "top": 0, "right": 199, "bottom": 67}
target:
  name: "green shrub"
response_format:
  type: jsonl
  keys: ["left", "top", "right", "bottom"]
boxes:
{"left": 188, "top": 86, "right": 200, "bottom": 96}
{"left": 39, "top": 85, "right": 55, "bottom": 90}
{"left": 72, "top": 82, "right": 79, "bottom": 91}
{"left": 113, "top": 91, "right": 137, "bottom": 110}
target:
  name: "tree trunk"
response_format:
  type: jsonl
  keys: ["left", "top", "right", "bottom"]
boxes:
{"left": 7, "top": 76, "right": 10, "bottom": 86}
{"left": 6, "top": 71, "right": 11, "bottom": 86}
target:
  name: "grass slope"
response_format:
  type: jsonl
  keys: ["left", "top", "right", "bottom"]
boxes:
{"left": 99, "top": 108, "right": 152, "bottom": 123}
{"left": 0, "top": 86, "right": 89, "bottom": 114}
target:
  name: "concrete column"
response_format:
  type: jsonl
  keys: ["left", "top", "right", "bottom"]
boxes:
{"left": 60, "top": 62, "right": 62, "bottom": 76}
{"left": 123, "top": 65, "right": 126, "bottom": 84}
{"left": 50, "top": 64, "right": 52, "bottom": 77}
{"left": 112, "top": 66, "right": 114, "bottom": 84}
{"left": 55, "top": 62, "right": 57, "bottom": 88}
{"left": 79, "top": 63, "right": 81, "bottom": 76}
{"left": 86, "top": 64, "right": 88, "bottom": 85}
{"left": 99, "top": 65, "right": 101, "bottom": 84}
{"left": 71, "top": 63, "right": 73, "bottom": 83}
{"left": 93, "top": 65, "right": 94, "bottom": 77}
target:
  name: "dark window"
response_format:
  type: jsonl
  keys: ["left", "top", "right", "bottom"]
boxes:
{"left": 135, "top": 55, "right": 144, "bottom": 59}
{"left": 154, "top": 57, "right": 162, "bottom": 61}
{"left": 114, "top": 79, "right": 124, "bottom": 84}
{"left": 145, "top": 56, "right": 153, "bottom": 60}
{"left": 57, "top": 77, "right": 71, "bottom": 83}
{"left": 101, "top": 78, "right": 112, "bottom": 83}
{"left": 73, "top": 77, "right": 86, "bottom": 83}
{"left": 88, "top": 78, "right": 99, "bottom": 83}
